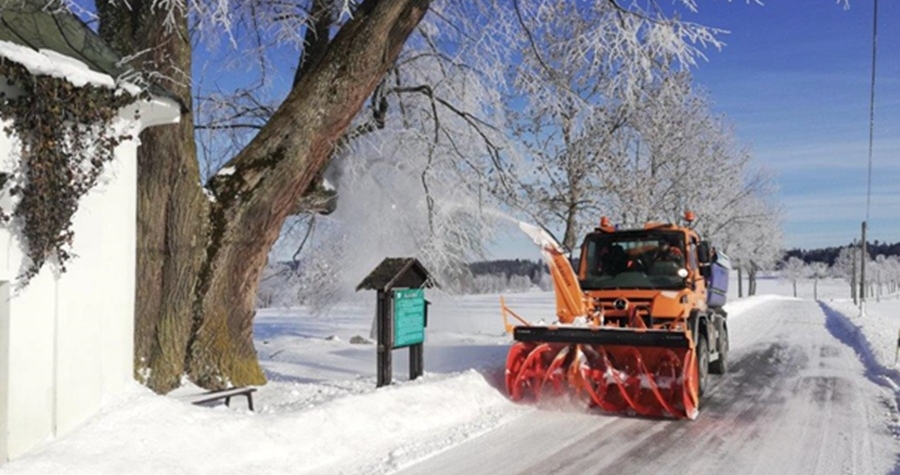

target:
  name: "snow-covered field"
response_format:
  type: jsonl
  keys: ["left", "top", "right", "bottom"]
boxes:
{"left": 2, "top": 276, "right": 899, "bottom": 474}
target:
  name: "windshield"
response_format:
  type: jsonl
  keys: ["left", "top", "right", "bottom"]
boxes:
{"left": 579, "top": 231, "right": 688, "bottom": 290}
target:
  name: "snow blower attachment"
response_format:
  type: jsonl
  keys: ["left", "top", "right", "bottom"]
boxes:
{"left": 502, "top": 213, "right": 730, "bottom": 419}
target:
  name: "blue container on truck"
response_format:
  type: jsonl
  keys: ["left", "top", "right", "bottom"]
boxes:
{"left": 706, "top": 251, "right": 731, "bottom": 309}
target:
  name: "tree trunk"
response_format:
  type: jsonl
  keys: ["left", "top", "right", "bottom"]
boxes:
{"left": 101, "top": 0, "right": 432, "bottom": 391}
{"left": 99, "top": 1, "right": 207, "bottom": 393}
{"left": 562, "top": 203, "right": 579, "bottom": 251}
{"left": 792, "top": 280, "right": 797, "bottom": 298}
{"left": 737, "top": 266, "right": 743, "bottom": 298}
{"left": 747, "top": 262, "right": 757, "bottom": 296}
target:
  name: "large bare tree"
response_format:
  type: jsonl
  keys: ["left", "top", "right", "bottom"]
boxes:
{"left": 96, "top": 0, "right": 431, "bottom": 392}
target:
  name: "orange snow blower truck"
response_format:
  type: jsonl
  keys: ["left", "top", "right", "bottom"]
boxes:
{"left": 502, "top": 212, "right": 730, "bottom": 419}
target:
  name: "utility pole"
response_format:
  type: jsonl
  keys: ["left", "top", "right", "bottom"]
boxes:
{"left": 859, "top": 221, "right": 867, "bottom": 314}
{"left": 860, "top": 0, "right": 878, "bottom": 315}
{"left": 851, "top": 239, "right": 858, "bottom": 305}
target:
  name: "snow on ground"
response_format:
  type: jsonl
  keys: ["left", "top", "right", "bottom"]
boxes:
{"left": 1, "top": 275, "right": 898, "bottom": 474}
{"left": 821, "top": 297, "right": 900, "bottom": 377}
{"left": 759, "top": 274, "right": 900, "bottom": 385}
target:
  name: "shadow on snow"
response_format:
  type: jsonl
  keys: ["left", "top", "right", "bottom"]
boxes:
{"left": 818, "top": 301, "right": 900, "bottom": 474}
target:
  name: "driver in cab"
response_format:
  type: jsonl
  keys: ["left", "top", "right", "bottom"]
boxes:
{"left": 655, "top": 239, "right": 684, "bottom": 267}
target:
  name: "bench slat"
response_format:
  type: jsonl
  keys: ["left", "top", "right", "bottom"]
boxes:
{"left": 182, "top": 387, "right": 257, "bottom": 411}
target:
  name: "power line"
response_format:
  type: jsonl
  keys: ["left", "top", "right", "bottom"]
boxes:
{"left": 865, "top": 0, "right": 878, "bottom": 222}
{"left": 860, "top": 0, "right": 879, "bottom": 312}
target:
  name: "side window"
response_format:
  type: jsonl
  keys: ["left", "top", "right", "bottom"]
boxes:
{"left": 688, "top": 241, "right": 699, "bottom": 270}
{"left": 583, "top": 241, "right": 596, "bottom": 276}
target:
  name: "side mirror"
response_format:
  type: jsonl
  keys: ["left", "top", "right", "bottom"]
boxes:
{"left": 697, "top": 241, "right": 711, "bottom": 278}
{"left": 697, "top": 241, "right": 711, "bottom": 264}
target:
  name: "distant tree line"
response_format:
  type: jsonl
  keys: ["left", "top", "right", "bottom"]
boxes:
{"left": 783, "top": 241, "right": 900, "bottom": 267}
{"left": 468, "top": 259, "right": 545, "bottom": 282}
{"left": 779, "top": 241, "right": 900, "bottom": 302}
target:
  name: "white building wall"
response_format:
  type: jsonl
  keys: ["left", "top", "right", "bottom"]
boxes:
{"left": 0, "top": 117, "right": 10, "bottom": 462}
{"left": 55, "top": 137, "right": 138, "bottom": 435}
{"left": 0, "top": 131, "right": 139, "bottom": 460}
{"left": 0, "top": 116, "right": 18, "bottom": 462}
{"left": 0, "top": 95, "right": 178, "bottom": 461}
{"left": 5, "top": 267, "right": 59, "bottom": 459}
{"left": 97, "top": 143, "right": 139, "bottom": 398}
{"left": 0, "top": 281, "right": 10, "bottom": 463}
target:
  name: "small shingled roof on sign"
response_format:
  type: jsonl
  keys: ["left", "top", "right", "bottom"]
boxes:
{"left": 356, "top": 258, "right": 438, "bottom": 292}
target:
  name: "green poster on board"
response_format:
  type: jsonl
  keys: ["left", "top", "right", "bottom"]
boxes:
{"left": 393, "top": 288, "right": 424, "bottom": 348}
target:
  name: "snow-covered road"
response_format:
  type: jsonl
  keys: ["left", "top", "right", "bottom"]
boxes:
{"left": 396, "top": 299, "right": 897, "bottom": 475}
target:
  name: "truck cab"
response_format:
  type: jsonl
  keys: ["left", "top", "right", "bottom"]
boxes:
{"left": 578, "top": 228, "right": 698, "bottom": 291}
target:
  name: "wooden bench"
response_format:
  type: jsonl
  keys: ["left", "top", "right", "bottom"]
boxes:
{"left": 184, "top": 387, "right": 258, "bottom": 411}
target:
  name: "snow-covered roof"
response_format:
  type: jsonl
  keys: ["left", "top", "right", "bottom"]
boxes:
{"left": 0, "top": 39, "right": 116, "bottom": 89}
{"left": 0, "top": 0, "right": 183, "bottom": 108}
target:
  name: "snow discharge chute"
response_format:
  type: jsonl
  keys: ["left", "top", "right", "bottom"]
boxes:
{"left": 502, "top": 214, "right": 732, "bottom": 420}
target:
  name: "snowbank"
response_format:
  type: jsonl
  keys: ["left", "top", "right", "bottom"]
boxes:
{"left": 0, "top": 371, "right": 527, "bottom": 475}
{"left": 819, "top": 298, "right": 900, "bottom": 383}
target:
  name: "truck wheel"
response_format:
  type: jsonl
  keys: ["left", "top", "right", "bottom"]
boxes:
{"left": 709, "top": 324, "right": 728, "bottom": 375}
{"left": 696, "top": 336, "right": 709, "bottom": 398}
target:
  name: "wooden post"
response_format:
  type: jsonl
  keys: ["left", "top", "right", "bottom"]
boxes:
{"left": 408, "top": 300, "right": 428, "bottom": 380}
{"left": 409, "top": 344, "right": 423, "bottom": 380}
{"left": 860, "top": 221, "right": 867, "bottom": 311}
{"left": 851, "top": 240, "right": 858, "bottom": 305}
{"left": 376, "top": 290, "right": 393, "bottom": 387}
{"left": 894, "top": 328, "right": 900, "bottom": 367}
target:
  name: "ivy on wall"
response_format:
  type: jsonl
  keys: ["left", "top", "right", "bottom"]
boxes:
{"left": 0, "top": 58, "right": 138, "bottom": 285}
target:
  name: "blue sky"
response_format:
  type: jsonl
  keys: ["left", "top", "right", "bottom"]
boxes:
{"left": 685, "top": 0, "right": 899, "bottom": 251}
{"left": 489, "top": 0, "right": 899, "bottom": 260}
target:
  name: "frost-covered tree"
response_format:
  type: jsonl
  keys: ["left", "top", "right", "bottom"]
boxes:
{"left": 256, "top": 263, "right": 296, "bottom": 308}
{"left": 709, "top": 191, "right": 782, "bottom": 297}
{"left": 547, "top": 66, "right": 781, "bottom": 267}
{"left": 809, "top": 261, "right": 828, "bottom": 300}
{"left": 869, "top": 254, "right": 899, "bottom": 302}
{"left": 861, "top": 252, "right": 876, "bottom": 300}
{"left": 833, "top": 244, "right": 860, "bottom": 302}
{"left": 883, "top": 256, "right": 900, "bottom": 296}
{"left": 781, "top": 256, "right": 807, "bottom": 298}
{"left": 490, "top": 0, "right": 724, "bottom": 249}
{"left": 535, "top": 270, "right": 553, "bottom": 291}
{"left": 609, "top": 71, "right": 783, "bottom": 267}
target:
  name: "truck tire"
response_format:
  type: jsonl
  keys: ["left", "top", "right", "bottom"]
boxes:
{"left": 696, "top": 335, "right": 709, "bottom": 398}
{"left": 709, "top": 321, "right": 728, "bottom": 375}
